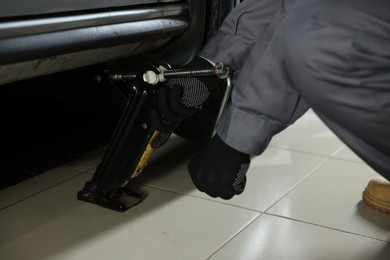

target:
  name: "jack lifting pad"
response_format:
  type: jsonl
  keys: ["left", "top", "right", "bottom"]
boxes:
{"left": 78, "top": 181, "right": 143, "bottom": 212}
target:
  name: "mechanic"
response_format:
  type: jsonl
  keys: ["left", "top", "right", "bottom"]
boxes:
{"left": 152, "top": 0, "right": 390, "bottom": 214}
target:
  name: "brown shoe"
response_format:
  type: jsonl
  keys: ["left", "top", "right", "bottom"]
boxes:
{"left": 362, "top": 177, "right": 390, "bottom": 214}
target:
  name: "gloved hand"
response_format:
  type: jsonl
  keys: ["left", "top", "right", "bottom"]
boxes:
{"left": 188, "top": 135, "right": 251, "bottom": 199}
{"left": 148, "top": 77, "right": 211, "bottom": 148}
{"left": 149, "top": 56, "right": 217, "bottom": 148}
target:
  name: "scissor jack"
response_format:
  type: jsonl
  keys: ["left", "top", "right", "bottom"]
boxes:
{"left": 77, "top": 62, "right": 231, "bottom": 212}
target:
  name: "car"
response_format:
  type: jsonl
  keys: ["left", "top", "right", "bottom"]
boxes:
{"left": 0, "top": 0, "right": 239, "bottom": 85}
{"left": 0, "top": 0, "right": 241, "bottom": 208}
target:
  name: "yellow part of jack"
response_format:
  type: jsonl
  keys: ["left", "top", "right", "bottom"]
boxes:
{"left": 131, "top": 131, "right": 159, "bottom": 178}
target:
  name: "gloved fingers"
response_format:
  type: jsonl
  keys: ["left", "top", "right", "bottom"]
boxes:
{"left": 156, "top": 88, "right": 181, "bottom": 121}
{"left": 218, "top": 191, "right": 235, "bottom": 200}
{"left": 148, "top": 110, "right": 175, "bottom": 133}
{"left": 192, "top": 179, "right": 235, "bottom": 200}
{"left": 205, "top": 187, "right": 235, "bottom": 200}
{"left": 187, "top": 135, "right": 250, "bottom": 200}
{"left": 168, "top": 84, "right": 198, "bottom": 116}
{"left": 188, "top": 168, "right": 205, "bottom": 193}
{"left": 232, "top": 175, "right": 247, "bottom": 195}
{"left": 188, "top": 176, "right": 244, "bottom": 200}
{"left": 156, "top": 85, "right": 197, "bottom": 122}
{"left": 188, "top": 163, "right": 237, "bottom": 200}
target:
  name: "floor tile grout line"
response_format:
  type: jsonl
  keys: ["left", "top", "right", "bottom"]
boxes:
{"left": 263, "top": 157, "right": 332, "bottom": 213}
{"left": 328, "top": 145, "right": 365, "bottom": 164}
{"left": 0, "top": 172, "right": 86, "bottom": 211}
{"left": 329, "top": 155, "right": 366, "bottom": 165}
{"left": 62, "top": 164, "right": 97, "bottom": 173}
{"left": 132, "top": 181, "right": 265, "bottom": 213}
{"left": 264, "top": 212, "right": 390, "bottom": 244}
{"left": 205, "top": 213, "right": 264, "bottom": 260}
{"left": 330, "top": 145, "right": 345, "bottom": 157}
{"left": 268, "top": 144, "right": 344, "bottom": 160}
{"left": 269, "top": 142, "right": 365, "bottom": 165}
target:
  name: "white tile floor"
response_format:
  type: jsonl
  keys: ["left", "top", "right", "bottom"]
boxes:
{"left": 1, "top": 109, "right": 390, "bottom": 260}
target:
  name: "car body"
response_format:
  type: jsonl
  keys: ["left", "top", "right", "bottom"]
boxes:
{"left": 0, "top": 0, "right": 240, "bottom": 85}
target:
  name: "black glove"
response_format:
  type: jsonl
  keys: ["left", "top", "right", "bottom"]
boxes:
{"left": 188, "top": 135, "right": 251, "bottom": 200}
{"left": 149, "top": 57, "right": 217, "bottom": 148}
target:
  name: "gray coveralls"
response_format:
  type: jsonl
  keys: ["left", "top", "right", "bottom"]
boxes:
{"left": 199, "top": 0, "right": 390, "bottom": 180}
